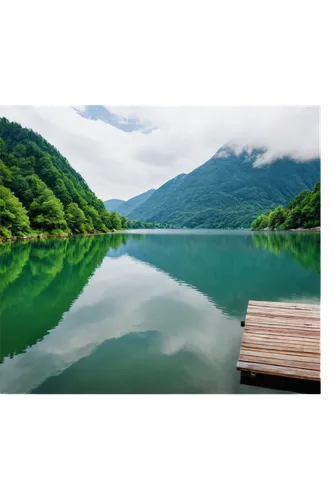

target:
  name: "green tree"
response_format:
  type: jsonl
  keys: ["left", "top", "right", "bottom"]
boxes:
{"left": 100, "top": 211, "right": 113, "bottom": 231}
{"left": 282, "top": 206, "right": 302, "bottom": 229}
{"left": 268, "top": 206, "right": 286, "bottom": 229}
{"left": 307, "top": 182, "right": 320, "bottom": 227}
{"left": 251, "top": 213, "right": 269, "bottom": 231}
{"left": 0, "top": 137, "right": 7, "bottom": 158}
{"left": 0, "top": 185, "right": 31, "bottom": 238}
{"left": 28, "top": 177, "right": 68, "bottom": 233}
{"left": 54, "top": 178, "right": 71, "bottom": 206}
{"left": 13, "top": 143, "right": 27, "bottom": 158}
{"left": 18, "top": 156, "right": 36, "bottom": 176}
{"left": 108, "top": 211, "right": 122, "bottom": 230}
{"left": 84, "top": 205, "right": 108, "bottom": 232}
{"left": 0, "top": 159, "right": 12, "bottom": 185}
{"left": 8, "top": 169, "right": 32, "bottom": 207}
{"left": 65, "top": 202, "right": 87, "bottom": 234}
{"left": 120, "top": 215, "right": 128, "bottom": 229}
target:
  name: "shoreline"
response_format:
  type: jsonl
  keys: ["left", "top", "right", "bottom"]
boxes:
{"left": 252, "top": 226, "right": 320, "bottom": 233}
{"left": 0, "top": 230, "right": 122, "bottom": 244}
{"left": 1, "top": 226, "right": 321, "bottom": 244}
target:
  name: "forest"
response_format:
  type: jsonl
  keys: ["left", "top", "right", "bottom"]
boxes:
{"left": 0, "top": 118, "right": 128, "bottom": 240}
{"left": 251, "top": 182, "right": 320, "bottom": 231}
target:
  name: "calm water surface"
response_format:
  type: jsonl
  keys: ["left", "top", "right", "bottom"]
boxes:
{"left": 0, "top": 230, "right": 320, "bottom": 394}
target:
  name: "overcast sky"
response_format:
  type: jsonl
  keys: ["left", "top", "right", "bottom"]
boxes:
{"left": 0, "top": 106, "right": 320, "bottom": 201}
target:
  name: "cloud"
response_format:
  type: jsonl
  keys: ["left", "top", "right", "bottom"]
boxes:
{"left": 135, "top": 148, "right": 177, "bottom": 166}
{"left": 0, "top": 106, "right": 320, "bottom": 200}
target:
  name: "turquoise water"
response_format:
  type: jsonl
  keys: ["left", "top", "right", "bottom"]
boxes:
{"left": 0, "top": 230, "right": 320, "bottom": 393}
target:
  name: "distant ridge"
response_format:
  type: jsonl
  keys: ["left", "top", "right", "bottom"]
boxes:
{"left": 103, "top": 199, "right": 124, "bottom": 212}
{"left": 104, "top": 189, "right": 155, "bottom": 216}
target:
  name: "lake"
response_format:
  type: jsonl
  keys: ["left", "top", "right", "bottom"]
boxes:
{"left": 0, "top": 230, "right": 320, "bottom": 394}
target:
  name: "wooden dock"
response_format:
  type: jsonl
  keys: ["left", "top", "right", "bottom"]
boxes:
{"left": 237, "top": 300, "right": 320, "bottom": 382}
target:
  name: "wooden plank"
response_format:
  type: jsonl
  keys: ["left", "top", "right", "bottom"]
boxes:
{"left": 241, "top": 341, "right": 320, "bottom": 354}
{"left": 240, "top": 349, "right": 320, "bottom": 363}
{"left": 242, "top": 343, "right": 320, "bottom": 352}
{"left": 245, "top": 335, "right": 320, "bottom": 341}
{"left": 244, "top": 332, "right": 321, "bottom": 346}
{"left": 247, "top": 305, "right": 320, "bottom": 313}
{"left": 245, "top": 330, "right": 320, "bottom": 338}
{"left": 246, "top": 309, "right": 323, "bottom": 323}
{"left": 244, "top": 325, "right": 320, "bottom": 336}
{"left": 241, "top": 346, "right": 320, "bottom": 358}
{"left": 244, "top": 329, "right": 320, "bottom": 339}
{"left": 236, "top": 361, "right": 320, "bottom": 381}
{"left": 248, "top": 300, "right": 320, "bottom": 310}
{"left": 247, "top": 302, "right": 320, "bottom": 310}
{"left": 247, "top": 308, "right": 320, "bottom": 316}
{"left": 246, "top": 317, "right": 320, "bottom": 326}
{"left": 245, "top": 325, "right": 320, "bottom": 333}
{"left": 243, "top": 333, "right": 321, "bottom": 347}
{"left": 247, "top": 309, "right": 320, "bottom": 318}
{"left": 243, "top": 334, "right": 320, "bottom": 344}
{"left": 247, "top": 309, "right": 323, "bottom": 322}
{"left": 248, "top": 301, "right": 320, "bottom": 309}
{"left": 244, "top": 331, "right": 320, "bottom": 340}
{"left": 245, "top": 327, "right": 320, "bottom": 335}
{"left": 245, "top": 317, "right": 320, "bottom": 327}
{"left": 239, "top": 354, "right": 320, "bottom": 371}
{"left": 246, "top": 321, "right": 320, "bottom": 329}
{"left": 247, "top": 305, "right": 320, "bottom": 316}
{"left": 248, "top": 304, "right": 320, "bottom": 311}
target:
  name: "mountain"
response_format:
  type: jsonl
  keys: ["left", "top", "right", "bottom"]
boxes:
{"left": 0, "top": 117, "right": 126, "bottom": 239}
{"left": 117, "top": 189, "right": 156, "bottom": 216}
{"left": 128, "top": 149, "right": 320, "bottom": 228}
{"left": 104, "top": 188, "right": 155, "bottom": 216}
{"left": 104, "top": 198, "right": 125, "bottom": 212}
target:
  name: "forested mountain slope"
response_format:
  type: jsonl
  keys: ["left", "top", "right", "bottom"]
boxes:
{"left": 128, "top": 150, "right": 320, "bottom": 228}
{"left": 0, "top": 117, "right": 125, "bottom": 239}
